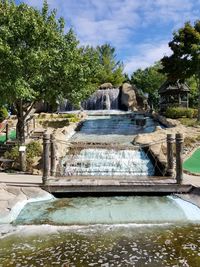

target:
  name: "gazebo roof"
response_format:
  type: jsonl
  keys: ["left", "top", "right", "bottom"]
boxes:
{"left": 159, "top": 80, "right": 190, "bottom": 94}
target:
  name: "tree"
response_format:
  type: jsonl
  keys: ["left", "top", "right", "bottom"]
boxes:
{"left": 130, "top": 62, "right": 166, "bottom": 109}
{"left": 0, "top": 0, "right": 99, "bottom": 142}
{"left": 96, "top": 44, "right": 125, "bottom": 86}
{"left": 186, "top": 76, "right": 199, "bottom": 108}
{"left": 161, "top": 21, "right": 200, "bottom": 120}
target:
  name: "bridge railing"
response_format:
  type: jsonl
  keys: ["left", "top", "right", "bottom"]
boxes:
{"left": 42, "top": 133, "right": 184, "bottom": 186}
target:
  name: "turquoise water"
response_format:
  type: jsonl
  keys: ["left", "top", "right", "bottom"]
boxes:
{"left": 14, "top": 196, "right": 200, "bottom": 225}
{"left": 1, "top": 196, "right": 200, "bottom": 266}
{"left": 71, "top": 114, "right": 159, "bottom": 144}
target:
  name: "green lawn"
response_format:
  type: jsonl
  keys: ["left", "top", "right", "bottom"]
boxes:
{"left": 0, "top": 130, "right": 16, "bottom": 144}
{"left": 183, "top": 148, "right": 200, "bottom": 174}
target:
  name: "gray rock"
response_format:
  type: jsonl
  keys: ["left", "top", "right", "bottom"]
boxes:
{"left": 120, "top": 83, "right": 137, "bottom": 110}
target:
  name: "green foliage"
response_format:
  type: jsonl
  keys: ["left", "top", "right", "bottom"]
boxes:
{"left": 4, "top": 146, "right": 19, "bottom": 161}
{"left": 161, "top": 20, "right": 200, "bottom": 120}
{"left": 179, "top": 118, "right": 200, "bottom": 127}
{"left": 40, "top": 119, "right": 69, "bottom": 128}
{"left": 26, "top": 141, "right": 42, "bottom": 159}
{"left": 184, "top": 136, "right": 197, "bottom": 148}
{"left": 96, "top": 44, "right": 125, "bottom": 87}
{"left": 165, "top": 107, "right": 198, "bottom": 119}
{"left": 130, "top": 62, "right": 166, "bottom": 109}
{"left": 0, "top": 107, "right": 8, "bottom": 122}
{"left": 4, "top": 141, "right": 42, "bottom": 170}
{"left": 186, "top": 76, "right": 199, "bottom": 108}
{"left": 0, "top": 1, "right": 100, "bottom": 141}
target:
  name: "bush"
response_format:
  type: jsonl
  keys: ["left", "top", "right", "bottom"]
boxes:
{"left": 0, "top": 107, "right": 8, "bottom": 122}
{"left": 184, "top": 136, "right": 196, "bottom": 147}
{"left": 4, "top": 141, "right": 42, "bottom": 171}
{"left": 165, "top": 107, "right": 197, "bottom": 119}
{"left": 26, "top": 141, "right": 42, "bottom": 158}
{"left": 4, "top": 146, "right": 19, "bottom": 161}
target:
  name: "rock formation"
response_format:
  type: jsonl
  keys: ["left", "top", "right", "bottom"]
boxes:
{"left": 99, "top": 83, "right": 113, "bottom": 90}
{"left": 119, "top": 83, "right": 138, "bottom": 111}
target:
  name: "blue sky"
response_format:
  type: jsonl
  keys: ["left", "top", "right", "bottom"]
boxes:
{"left": 15, "top": 0, "right": 200, "bottom": 74}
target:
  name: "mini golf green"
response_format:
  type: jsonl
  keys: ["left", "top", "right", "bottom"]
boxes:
{"left": 0, "top": 130, "right": 16, "bottom": 144}
{"left": 183, "top": 148, "right": 200, "bottom": 174}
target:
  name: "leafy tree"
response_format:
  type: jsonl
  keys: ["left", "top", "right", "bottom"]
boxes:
{"left": 96, "top": 44, "right": 125, "bottom": 86}
{"left": 161, "top": 21, "right": 200, "bottom": 120}
{"left": 130, "top": 62, "right": 166, "bottom": 109}
{"left": 187, "top": 76, "right": 198, "bottom": 108}
{"left": 64, "top": 45, "right": 102, "bottom": 107}
{"left": 0, "top": 0, "right": 99, "bottom": 142}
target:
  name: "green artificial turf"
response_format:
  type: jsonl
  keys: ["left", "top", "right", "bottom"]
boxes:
{"left": 183, "top": 148, "right": 200, "bottom": 174}
{"left": 0, "top": 130, "right": 16, "bottom": 144}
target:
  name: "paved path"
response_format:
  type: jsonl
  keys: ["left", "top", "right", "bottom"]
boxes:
{"left": 0, "top": 171, "right": 200, "bottom": 188}
{"left": 183, "top": 173, "right": 200, "bottom": 187}
{"left": 0, "top": 172, "right": 42, "bottom": 186}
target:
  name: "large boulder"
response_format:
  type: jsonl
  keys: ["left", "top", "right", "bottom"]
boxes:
{"left": 120, "top": 83, "right": 137, "bottom": 111}
{"left": 99, "top": 83, "right": 113, "bottom": 90}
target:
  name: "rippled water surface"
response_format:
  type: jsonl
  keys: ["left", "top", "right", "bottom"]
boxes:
{"left": 13, "top": 196, "right": 200, "bottom": 225}
{"left": 1, "top": 224, "right": 200, "bottom": 267}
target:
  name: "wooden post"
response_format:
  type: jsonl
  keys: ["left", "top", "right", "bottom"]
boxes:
{"left": 26, "top": 122, "right": 29, "bottom": 138}
{"left": 176, "top": 133, "right": 184, "bottom": 184}
{"left": 33, "top": 117, "right": 36, "bottom": 131}
{"left": 42, "top": 133, "right": 50, "bottom": 185}
{"left": 167, "top": 134, "right": 174, "bottom": 176}
{"left": 5, "top": 123, "right": 9, "bottom": 143}
{"left": 50, "top": 133, "right": 56, "bottom": 176}
{"left": 19, "top": 148, "right": 26, "bottom": 172}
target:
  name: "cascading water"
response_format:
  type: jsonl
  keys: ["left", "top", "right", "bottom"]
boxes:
{"left": 82, "top": 88, "right": 120, "bottom": 110}
{"left": 71, "top": 114, "right": 158, "bottom": 143}
{"left": 61, "top": 112, "right": 163, "bottom": 176}
{"left": 63, "top": 148, "right": 155, "bottom": 176}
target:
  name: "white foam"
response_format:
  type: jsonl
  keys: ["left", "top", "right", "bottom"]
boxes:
{"left": 169, "top": 196, "right": 200, "bottom": 221}
{"left": 0, "top": 222, "right": 172, "bottom": 239}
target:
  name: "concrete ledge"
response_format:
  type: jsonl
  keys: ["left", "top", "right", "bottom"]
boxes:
{"left": 43, "top": 184, "right": 193, "bottom": 195}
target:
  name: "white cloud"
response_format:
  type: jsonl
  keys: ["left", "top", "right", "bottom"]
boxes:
{"left": 22, "top": 0, "right": 198, "bottom": 71}
{"left": 124, "top": 41, "right": 172, "bottom": 74}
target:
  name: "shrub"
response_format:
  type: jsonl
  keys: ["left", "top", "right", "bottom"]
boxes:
{"left": 4, "top": 146, "right": 19, "bottom": 161}
{"left": 4, "top": 141, "right": 42, "bottom": 171}
{"left": 0, "top": 107, "right": 8, "bottom": 122}
{"left": 26, "top": 141, "right": 42, "bottom": 158}
{"left": 165, "top": 107, "right": 197, "bottom": 119}
{"left": 184, "top": 136, "right": 196, "bottom": 147}
{"left": 39, "top": 119, "right": 70, "bottom": 128}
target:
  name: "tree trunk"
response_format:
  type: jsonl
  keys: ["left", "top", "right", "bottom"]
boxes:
{"left": 15, "top": 100, "right": 35, "bottom": 143}
{"left": 16, "top": 100, "right": 26, "bottom": 144}
{"left": 16, "top": 118, "right": 26, "bottom": 144}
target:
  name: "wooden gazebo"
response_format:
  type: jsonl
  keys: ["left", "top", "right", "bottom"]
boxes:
{"left": 159, "top": 80, "right": 190, "bottom": 112}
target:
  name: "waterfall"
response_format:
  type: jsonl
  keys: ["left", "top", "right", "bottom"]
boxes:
{"left": 63, "top": 148, "right": 155, "bottom": 176}
{"left": 82, "top": 88, "right": 120, "bottom": 110}
{"left": 58, "top": 99, "right": 74, "bottom": 112}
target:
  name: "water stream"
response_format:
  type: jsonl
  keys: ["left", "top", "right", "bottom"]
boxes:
{"left": 62, "top": 113, "right": 161, "bottom": 176}
{"left": 1, "top": 111, "right": 200, "bottom": 266}
{"left": 63, "top": 148, "right": 155, "bottom": 176}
